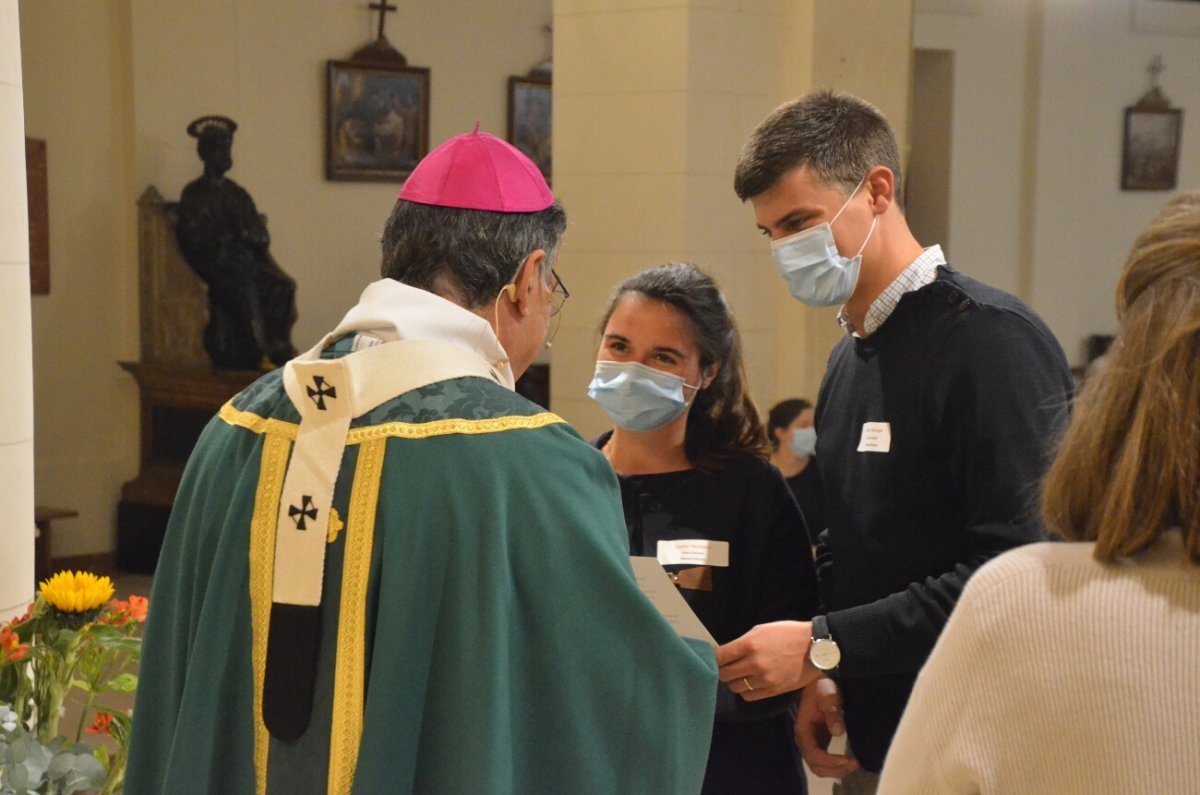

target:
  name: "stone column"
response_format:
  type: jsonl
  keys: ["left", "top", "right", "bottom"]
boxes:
{"left": 550, "top": 0, "right": 912, "bottom": 434}
{"left": 0, "top": 0, "right": 36, "bottom": 619}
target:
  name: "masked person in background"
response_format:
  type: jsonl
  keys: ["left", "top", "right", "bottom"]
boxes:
{"left": 716, "top": 91, "right": 1074, "bottom": 794}
{"left": 768, "top": 399, "right": 823, "bottom": 547}
{"left": 127, "top": 130, "right": 717, "bottom": 795}
{"left": 589, "top": 262, "right": 819, "bottom": 794}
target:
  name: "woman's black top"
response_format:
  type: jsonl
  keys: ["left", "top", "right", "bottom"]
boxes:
{"left": 785, "top": 460, "right": 824, "bottom": 547}
{"left": 594, "top": 432, "right": 819, "bottom": 794}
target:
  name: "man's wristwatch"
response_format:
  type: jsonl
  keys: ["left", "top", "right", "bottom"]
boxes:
{"left": 809, "top": 614, "right": 841, "bottom": 671}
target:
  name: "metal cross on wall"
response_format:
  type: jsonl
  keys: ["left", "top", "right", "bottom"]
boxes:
{"left": 1148, "top": 55, "right": 1164, "bottom": 90}
{"left": 369, "top": 1, "right": 397, "bottom": 43}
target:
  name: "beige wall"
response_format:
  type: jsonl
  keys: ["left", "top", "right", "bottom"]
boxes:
{"left": 20, "top": 1, "right": 137, "bottom": 561}
{"left": 914, "top": 0, "right": 1200, "bottom": 364}
{"left": 551, "top": 0, "right": 822, "bottom": 437}
{"left": 20, "top": 0, "right": 552, "bottom": 556}
{"left": 552, "top": 1, "right": 913, "bottom": 440}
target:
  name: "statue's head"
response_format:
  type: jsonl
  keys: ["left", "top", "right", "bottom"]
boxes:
{"left": 187, "top": 115, "right": 238, "bottom": 175}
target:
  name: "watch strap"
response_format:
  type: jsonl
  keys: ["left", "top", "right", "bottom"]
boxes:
{"left": 812, "top": 613, "right": 831, "bottom": 641}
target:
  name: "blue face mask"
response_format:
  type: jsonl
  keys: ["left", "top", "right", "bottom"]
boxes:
{"left": 587, "top": 360, "right": 700, "bottom": 432}
{"left": 770, "top": 175, "right": 877, "bottom": 307}
{"left": 789, "top": 426, "right": 817, "bottom": 459}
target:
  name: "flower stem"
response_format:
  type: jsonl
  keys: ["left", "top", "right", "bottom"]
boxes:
{"left": 75, "top": 689, "right": 96, "bottom": 742}
{"left": 99, "top": 740, "right": 128, "bottom": 795}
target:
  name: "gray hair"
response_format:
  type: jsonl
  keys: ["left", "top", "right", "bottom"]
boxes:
{"left": 733, "top": 90, "right": 904, "bottom": 208}
{"left": 380, "top": 200, "right": 567, "bottom": 308}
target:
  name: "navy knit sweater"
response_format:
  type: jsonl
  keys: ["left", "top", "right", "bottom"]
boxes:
{"left": 814, "top": 266, "right": 1073, "bottom": 772}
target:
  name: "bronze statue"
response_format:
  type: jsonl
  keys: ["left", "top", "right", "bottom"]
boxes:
{"left": 177, "top": 116, "right": 297, "bottom": 369}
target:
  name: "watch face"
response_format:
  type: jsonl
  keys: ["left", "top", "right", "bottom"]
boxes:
{"left": 811, "top": 638, "right": 841, "bottom": 671}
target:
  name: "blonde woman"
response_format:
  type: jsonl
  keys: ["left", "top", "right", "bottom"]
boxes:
{"left": 878, "top": 191, "right": 1200, "bottom": 794}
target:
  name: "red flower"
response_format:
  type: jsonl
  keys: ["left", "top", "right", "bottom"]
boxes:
{"left": 86, "top": 711, "right": 113, "bottom": 736}
{"left": 102, "top": 594, "right": 148, "bottom": 627}
{"left": 7, "top": 603, "right": 33, "bottom": 629}
{"left": 101, "top": 599, "right": 131, "bottom": 626}
{"left": 127, "top": 594, "right": 148, "bottom": 622}
{"left": 0, "top": 625, "right": 29, "bottom": 662}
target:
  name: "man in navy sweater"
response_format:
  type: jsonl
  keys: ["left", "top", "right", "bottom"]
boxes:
{"left": 715, "top": 91, "right": 1073, "bottom": 793}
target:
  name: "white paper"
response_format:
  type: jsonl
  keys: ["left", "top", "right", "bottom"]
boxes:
{"left": 629, "top": 556, "right": 717, "bottom": 648}
{"left": 857, "top": 421, "right": 892, "bottom": 453}
{"left": 657, "top": 539, "right": 730, "bottom": 567}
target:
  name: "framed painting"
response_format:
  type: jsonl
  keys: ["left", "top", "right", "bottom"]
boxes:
{"left": 1121, "top": 106, "right": 1183, "bottom": 191}
{"left": 326, "top": 59, "right": 429, "bottom": 181}
{"left": 507, "top": 75, "right": 552, "bottom": 183}
{"left": 25, "top": 137, "right": 49, "bottom": 294}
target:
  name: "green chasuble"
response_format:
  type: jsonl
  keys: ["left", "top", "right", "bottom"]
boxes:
{"left": 126, "top": 363, "right": 717, "bottom": 794}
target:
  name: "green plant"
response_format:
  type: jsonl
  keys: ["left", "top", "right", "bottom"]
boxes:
{"left": 0, "top": 572, "right": 145, "bottom": 794}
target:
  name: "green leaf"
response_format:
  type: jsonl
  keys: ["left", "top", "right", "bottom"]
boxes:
{"left": 49, "top": 749, "right": 76, "bottom": 778}
{"left": 6, "top": 735, "right": 27, "bottom": 764}
{"left": 58, "top": 749, "right": 105, "bottom": 794}
{"left": 24, "top": 739, "right": 52, "bottom": 781}
{"left": 92, "top": 742, "right": 111, "bottom": 773}
{"left": 69, "top": 678, "right": 92, "bottom": 693}
{"left": 4, "top": 758, "right": 30, "bottom": 791}
{"left": 102, "top": 673, "right": 138, "bottom": 693}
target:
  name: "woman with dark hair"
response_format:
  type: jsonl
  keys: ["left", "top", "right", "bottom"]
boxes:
{"left": 878, "top": 191, "right": 1200, "bottom": 793}
{"left": 589, "top": 262, "right": 819, "bottom": 793}
{"left": 767, "top": 398, "right": 823, "bottom": 546}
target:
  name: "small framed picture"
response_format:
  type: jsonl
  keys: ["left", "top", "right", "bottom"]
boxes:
{"left": 326, "top": 59, "right": 429, "bottom": 181}
{"left": 25, "top": 137, "right": 49, "bottom": 294}
{"left": 507, "top": 75, "right": 552, "bottom": 183}
{"left": 1121, "top": 106, "right": 1183, "bottom": 191}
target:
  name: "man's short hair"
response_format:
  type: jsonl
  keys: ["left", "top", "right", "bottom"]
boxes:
{"left": 734, "top": 90, "right": 904, "bottom": 208}
{"left": 380, "top": 200, "right": 567, "bottom": 309}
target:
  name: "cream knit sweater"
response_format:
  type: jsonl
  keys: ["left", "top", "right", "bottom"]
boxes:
{"left": 878, "top": 533, "right": 1199, "bottom": 794}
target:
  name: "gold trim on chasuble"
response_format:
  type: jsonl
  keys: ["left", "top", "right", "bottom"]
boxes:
{"left": 220, "top": 400, "right": 566, "bottom": 442}
{"left": 327, "top": 437, "right": 384, "bottom": 794}
{"left": 231, "top": 399, "right": 566, "bottom": 793}
{"left": 248, "top": 433, "right": 290, "bottom": 795}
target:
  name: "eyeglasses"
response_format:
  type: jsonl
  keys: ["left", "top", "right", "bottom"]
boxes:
{"left": 549, "top": 269, "right": 570, "bottom": 317}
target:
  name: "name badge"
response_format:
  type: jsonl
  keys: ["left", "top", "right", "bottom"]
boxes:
{"left": 857, "top": 421, "right": 892, "bottom": 453}
{"left": 657, "top": 539, "right": 730, "bottom": 567}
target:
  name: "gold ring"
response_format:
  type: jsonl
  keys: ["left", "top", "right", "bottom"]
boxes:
{"left": 743, "top": 677, "right": 754, "bottom": 691}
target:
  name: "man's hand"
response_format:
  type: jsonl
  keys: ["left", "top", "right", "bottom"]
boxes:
{"left": 795, "top": 676, "right": 859, "bottom": 779}
{"left": 715, "top": 621, "right": 820, "bottom": 701}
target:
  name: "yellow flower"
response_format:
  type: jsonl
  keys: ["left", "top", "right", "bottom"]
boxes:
{"left": 39, "top": 571, "right": 115, "bottom": 613}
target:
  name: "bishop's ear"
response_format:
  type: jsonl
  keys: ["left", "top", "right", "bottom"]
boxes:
{"left": 512, "top": 249, "right": 548, "bottom": 315}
